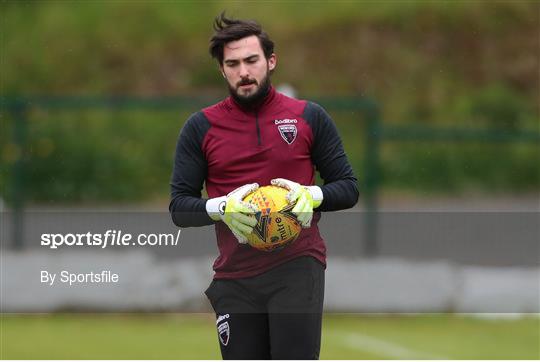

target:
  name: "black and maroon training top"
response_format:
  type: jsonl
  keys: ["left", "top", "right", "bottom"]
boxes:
{"left": 169, "top": 87, "right": 358, "bottom": 279}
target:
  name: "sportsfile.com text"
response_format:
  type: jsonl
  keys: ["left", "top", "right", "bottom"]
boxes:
{"left": 40, "top": 230, "right": 181, "bottom": 249}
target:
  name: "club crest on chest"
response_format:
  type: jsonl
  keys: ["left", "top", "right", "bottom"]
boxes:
{"left": 275, "top": 119, "right": 298, "bottom": 145}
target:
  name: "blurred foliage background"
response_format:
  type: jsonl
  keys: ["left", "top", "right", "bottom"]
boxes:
{"left": 1, "top": 0, "right": 538, "bottom": 204}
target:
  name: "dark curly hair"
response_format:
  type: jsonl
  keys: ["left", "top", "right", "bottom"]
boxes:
{"left": 209, "top": 12, "right": 274, "bottom": 65}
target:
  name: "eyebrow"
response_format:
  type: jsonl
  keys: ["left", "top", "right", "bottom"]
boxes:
{"left": 224, "top": 54, "right": 260, "bottom": 65}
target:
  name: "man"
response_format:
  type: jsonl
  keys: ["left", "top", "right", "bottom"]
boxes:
{"left": 170, "top": 13, "right": 358, "bottom": 360}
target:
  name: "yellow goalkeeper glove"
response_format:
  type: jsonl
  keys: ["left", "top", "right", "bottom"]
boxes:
{"left": 206, "top": 183, "right": 259, "bottom": 244}
{"left": 270, "top": 178, "right": 323, "bottom": 228}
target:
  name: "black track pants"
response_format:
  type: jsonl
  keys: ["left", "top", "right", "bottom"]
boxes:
{"left": 205, "top": 256, "right": 325, "bottom": 360}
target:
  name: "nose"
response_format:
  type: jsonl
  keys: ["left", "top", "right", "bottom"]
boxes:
{"left": 238, "top": 62, "right": 250, "bottom": 78}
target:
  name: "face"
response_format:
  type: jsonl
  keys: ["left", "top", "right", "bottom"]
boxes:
{"left": 221, "top": 35, "right": 276, "bottom": 105}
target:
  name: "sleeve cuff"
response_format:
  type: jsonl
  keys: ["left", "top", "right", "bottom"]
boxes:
{"left": 307, "top": 185, "right": 323, "bottom": 208}
{"left": 205, "top": 196, "right": 226, "bottom": 221}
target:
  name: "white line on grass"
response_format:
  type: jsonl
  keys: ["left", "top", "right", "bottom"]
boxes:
{"left": 331, "top": 331, "right": 449, "bottom": 360}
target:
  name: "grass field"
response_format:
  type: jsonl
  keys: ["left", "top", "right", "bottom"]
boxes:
{"left": 1, "top": 313, "right": 538, "bottom": 359}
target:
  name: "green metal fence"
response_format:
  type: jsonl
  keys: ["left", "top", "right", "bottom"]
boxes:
{"left": 2, "top": 96, "right": 539, "bottom": 254}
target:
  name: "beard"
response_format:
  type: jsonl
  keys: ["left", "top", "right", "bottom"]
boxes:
{"left": 228, "top": 71, "right": 271, "bottom": 108}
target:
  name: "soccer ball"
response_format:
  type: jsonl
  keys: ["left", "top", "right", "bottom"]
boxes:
{"left": 243, "top": 185, "right": 302, "bottom": 252}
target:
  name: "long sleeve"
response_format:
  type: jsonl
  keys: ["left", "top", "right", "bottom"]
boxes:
{"left": 169, "top": 112, "right": 214, "bottom": 227}
{"left": 304, "top": 102, "right": 359, "bottom": 211}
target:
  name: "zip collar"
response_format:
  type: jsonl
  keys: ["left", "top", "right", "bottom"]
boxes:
{"left": 226, "top": 86, "right": 278, "bottom": 114}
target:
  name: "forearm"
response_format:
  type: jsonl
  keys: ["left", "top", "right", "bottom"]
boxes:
{"left": 169, "top": 195, "right": 214, "bottom": 227}
{"left": 303, "top": 102, "right": 359, "bottom": 212}
{"left": 318, "top": 177, "right": 359, "bottom": 211}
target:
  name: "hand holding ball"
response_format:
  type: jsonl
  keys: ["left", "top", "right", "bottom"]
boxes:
{"left": 242, "top": 185, "right": 302, "bottom": 252}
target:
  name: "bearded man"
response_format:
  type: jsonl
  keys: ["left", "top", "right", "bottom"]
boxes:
{"left": 169, "top": 13, "right": 358, "bottom": 360}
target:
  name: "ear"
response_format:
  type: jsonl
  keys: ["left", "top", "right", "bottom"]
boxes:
{"left": 219, "top": 65, "right": 226, "bottom": 79}
{"left": 268, "top": 53, "right": 277, "bottom": 72}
